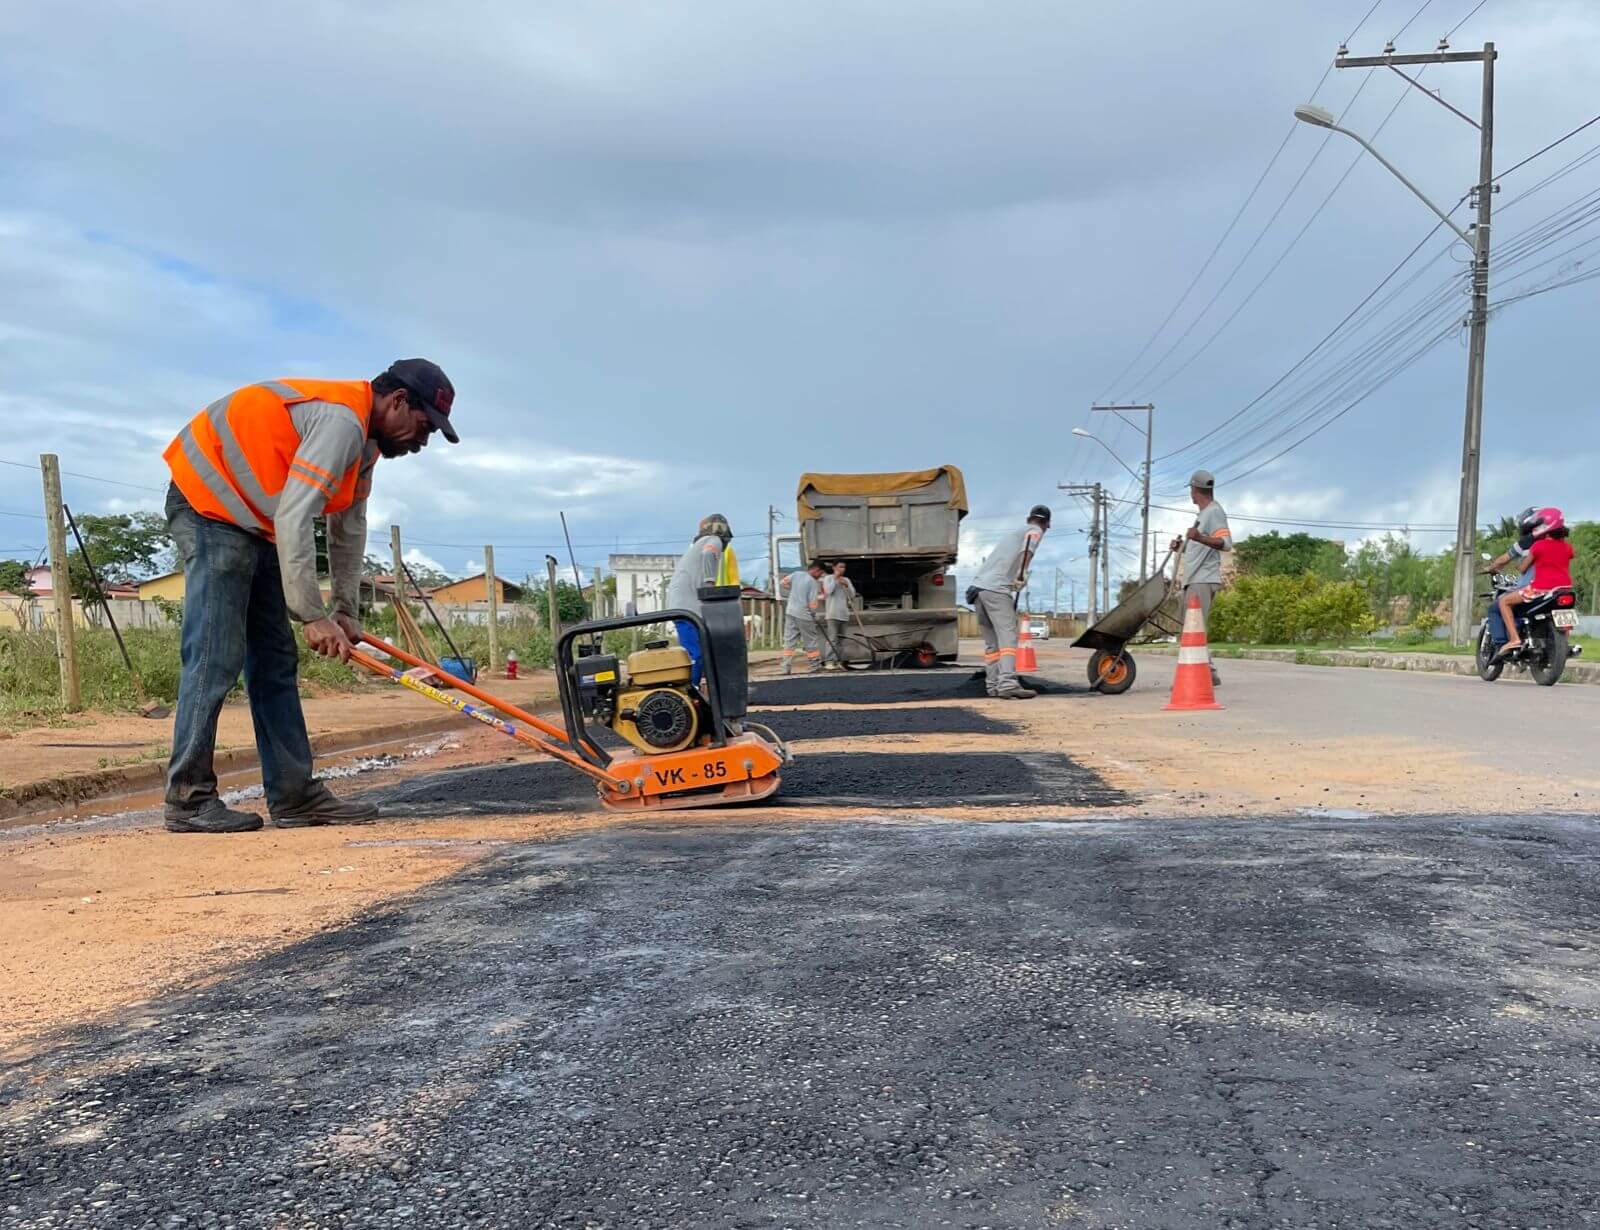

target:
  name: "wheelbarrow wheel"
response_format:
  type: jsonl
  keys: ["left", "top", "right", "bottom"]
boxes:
{"left": 1088, "top": 649, "right": 1137, "bottom": 695}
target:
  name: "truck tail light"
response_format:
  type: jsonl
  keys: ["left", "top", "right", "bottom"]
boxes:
{"left": 931, "top": 574, "right": 944, "bottom": 585}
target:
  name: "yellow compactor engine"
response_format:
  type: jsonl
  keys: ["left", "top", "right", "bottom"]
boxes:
{"left": 575, "top": 642, "right": 701, "bottom": 755}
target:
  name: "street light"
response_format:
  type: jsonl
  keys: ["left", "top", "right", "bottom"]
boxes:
{"left": 1073, "top": 422, "right": 1154, "bottom": 581}
{"left": 1292, "top": 104, "right": 1471, "bottom": 242}
{"left": 1292, "top": 62, "right": 1495, "bottom": 647}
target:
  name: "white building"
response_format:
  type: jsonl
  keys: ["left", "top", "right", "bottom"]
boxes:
{"left": 608, "top": 553, "right": 679, "bottom": 615}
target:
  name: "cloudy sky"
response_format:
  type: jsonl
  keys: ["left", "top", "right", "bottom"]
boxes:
{"left": 3, "top": 0, "right": 1596, "bottom": 603}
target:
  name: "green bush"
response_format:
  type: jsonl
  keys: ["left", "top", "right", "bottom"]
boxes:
{"left": 1208, "top": 574, "right": 1376, "bottom": 645}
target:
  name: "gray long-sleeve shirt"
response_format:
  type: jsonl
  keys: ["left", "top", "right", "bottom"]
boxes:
{"left": 822, "top": 573, "right": 856, "bottom": 620}
{"left": 666, "top": 534, "right": 724, "bottom": 615}
{"left": 276, "top": 401, "right": 377, "bottom": 624}
{"left": 971, "top": 524, "right": 1044, "bottom": 595}
{"left": 781, "top": 570, "right": 821, "bottom": 616}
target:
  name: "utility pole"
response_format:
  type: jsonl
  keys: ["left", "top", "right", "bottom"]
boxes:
{"left": 484, "top": 545, "right": 499, "bottom": 672}
{"left": 39, "top": 454, "right": 81, "bottom": 710}
{"left": 1089, "top": 403, "right": 1155, "bottom": 581}
{"left": 1101, "top": 486, "right": 1111, "bottom": 615}
{"left": 767, "top": 505, "right": 780, "bottom": 598}
{"left": 1334, "top": 41, "right": 1496, "bottom": 645}
{"left": 1057, "top": 482, "right": 1102, "bottom": 624}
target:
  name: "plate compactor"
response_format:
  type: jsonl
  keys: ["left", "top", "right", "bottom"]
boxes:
{"left": 350, "top": 584, "right": 790, "bottom": 812}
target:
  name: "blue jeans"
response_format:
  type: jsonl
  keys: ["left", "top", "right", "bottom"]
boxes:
{"left": 673, "top": 619, "right": 704, "bottom": 687}
{"left": 164, "top": 485, "right": 315, "bottom": 816}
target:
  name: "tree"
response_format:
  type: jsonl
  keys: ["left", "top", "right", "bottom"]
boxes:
{"left": 67, "top": 512, "right": 173, "bottom": 601}
{"left": 1233, "top": 531, "right": 1347, "bottom": 579}
{"left": 0, "top": 559, "right": 30, "bottom": 596}
{"left": 520, "top": 578, "right": 588, "bottom": 623}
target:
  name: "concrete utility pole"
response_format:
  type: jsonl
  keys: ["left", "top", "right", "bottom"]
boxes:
{"left": 1327, "top": 41, "right": 1496, "bottom": 646}
{"left": 1101, "top": 486, "right": 1111, "bottom": 616}
{"left": 1058, "top": 481, "right": 1103, "bottom": 625}
{"left": 484, "top": 545, "right": 499, "bottom": 672}
{"left": 767, "top": 505, "right": 780, "bottom": 598}
{"left": 39, "top": 454, "right": 80, "bottom": 710}
{"left": 1088, "top": 403, "right": 1156, "bottom": 581}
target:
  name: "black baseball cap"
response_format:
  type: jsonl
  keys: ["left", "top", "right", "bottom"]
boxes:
{"left": 386, "top": 358, "right": 458, "bottom": 443}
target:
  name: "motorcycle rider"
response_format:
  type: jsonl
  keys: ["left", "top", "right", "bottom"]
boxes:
{"left": 1495, "top": 508, "right": 1573, "bottom": 660}
{"left": 1481, "top": 506, "right": 1555, "bottom": 648}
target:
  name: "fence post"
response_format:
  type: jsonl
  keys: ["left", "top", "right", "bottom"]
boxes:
{"left": 484, "top": 544, "right": 499, "bottom": 673}
{"left": 39, "top": 454, "right": 81, "bottom": 710}
{"left": 390, "top": 524, "right": 405, "bottom": 616}
{"left": 545, "top": 555, "right": 560, "bottom": 651}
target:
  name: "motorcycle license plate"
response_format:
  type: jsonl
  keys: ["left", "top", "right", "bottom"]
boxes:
{"left": 1553, "top": 610, "right": 1579, "bottom": 629}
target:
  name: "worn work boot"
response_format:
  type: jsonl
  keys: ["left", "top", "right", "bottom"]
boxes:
{"left": 997, "top": 686, "right": 1038, "bottom": 700}
{"left": 271, "top": 782, "right": 380, "bottom": 828}
{"left": 165, "top": 802, "right": 263, "bottom": 834}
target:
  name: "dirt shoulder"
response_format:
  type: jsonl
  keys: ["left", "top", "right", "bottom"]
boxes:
{"left": 0, "top": 671, "right": 561, "bottom": 820}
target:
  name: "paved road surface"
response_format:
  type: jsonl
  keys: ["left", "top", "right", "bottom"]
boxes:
{"left": 5, "top": 814, "right": 1597, "bottom": 1228}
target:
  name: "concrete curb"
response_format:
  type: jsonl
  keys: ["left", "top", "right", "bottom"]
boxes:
{"left": 1141, "top": 643, "right": 1600, "bottom": 684}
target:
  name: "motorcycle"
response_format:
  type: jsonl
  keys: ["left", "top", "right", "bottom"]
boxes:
{"left": 1476, "top": 570, "right": 1582, "bottom": 685}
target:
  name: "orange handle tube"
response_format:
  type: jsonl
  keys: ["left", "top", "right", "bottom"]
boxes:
{"left": 355, "top": 631, "right": 572, "bottom": 745}
{"left": 349, "top": 649, "right": 626, "bottom": 792}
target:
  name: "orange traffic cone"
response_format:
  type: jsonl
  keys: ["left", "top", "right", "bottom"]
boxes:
{"left": 1016, "top": 616, "right": 1038, "bottom": 673}
{"left": 1164, "top": 592, "right": 1223, "bottom": 711}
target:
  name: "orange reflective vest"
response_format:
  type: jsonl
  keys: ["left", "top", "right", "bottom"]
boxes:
{"left": 163, "top": 379, "right": 373, "bottom": 540}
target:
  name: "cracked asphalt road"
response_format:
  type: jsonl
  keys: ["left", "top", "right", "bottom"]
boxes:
{"left": 5, "top": 813, "right": 1599, "bottom": 1229}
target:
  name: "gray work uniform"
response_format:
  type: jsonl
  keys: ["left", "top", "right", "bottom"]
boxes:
{"left": 1181, "top": 500, "right": 1231, "bottom": 682}
{"left": 666, "top": 534, "right": 724, "bottom": 617}
{"left": 821, "top": 574, "right": 856, "bottom": 663}
{"left": 780, "top": 570, "right": 823, "bottom": 673}
{"left": 971, "top": 524, "right": 1043, "bottom": 695}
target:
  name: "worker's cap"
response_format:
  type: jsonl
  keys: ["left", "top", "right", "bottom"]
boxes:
{"left": 386, "top": 358, "right": 458, "bottom": 444}
{"left": 698, "top": 512, "right": 732, "bottom": 542}
{"left": 1028, "top": 503, "right": 1052, "bottom": 527}
{"left": 1188, "top": 470, "right": 1215, "bottom": 491}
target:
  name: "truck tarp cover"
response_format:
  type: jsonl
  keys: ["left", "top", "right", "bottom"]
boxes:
{"left": 795, "top": 466, "right": 968, "bottom": 521}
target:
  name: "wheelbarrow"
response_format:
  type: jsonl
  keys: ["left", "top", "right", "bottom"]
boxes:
{"left": 1070, "top": 551, "right": 1183, "bottom": 694}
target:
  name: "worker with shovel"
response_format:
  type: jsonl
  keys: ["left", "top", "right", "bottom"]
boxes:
{"left": 160, "top": 360, "right": 458, "bottom": 834}
{"left": 778, "top": 561, "right": 826, "bottom": 675}
{"left": 967, "top": 504, "right": 1050, "bottom": 700}
{"left": 820, "top": 560, "right": 857, "bottom": 671}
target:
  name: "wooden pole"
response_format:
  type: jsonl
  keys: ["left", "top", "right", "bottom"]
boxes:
{"left": 39, "top": 455, "right": 81, "bottom": 710}
{"left": 545, "top": 555, "right": 560, "bottom": 648}
{"left": 484, "top": 545, "right": 499, "bottom": 672}
{"left": 390, "top": 524, "right": 405, "bottom": 621}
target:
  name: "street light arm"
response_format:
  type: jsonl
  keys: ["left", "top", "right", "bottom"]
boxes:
{"left": 1327, "top": 122, "right": 1473, "bottom": 244}
{"left": 1076, "top": 432, "right": 1142, "bottom": 482}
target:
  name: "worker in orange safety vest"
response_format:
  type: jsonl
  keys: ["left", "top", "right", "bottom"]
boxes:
{"left": 160, "top": 359, "right": 458, "bottom": 833}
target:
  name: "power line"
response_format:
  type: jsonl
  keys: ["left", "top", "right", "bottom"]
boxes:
{"left": 1105, "top": 493, "right": 1456, "bottom": 532}
{"left": 1445, "top": 0, "right": 1491, "bottom": 39}
{"left": 1495, "top": 112, "right": 1600, "bottom": 185}
{"left": 0, "top": 456, "right": 166, "bottom": 495}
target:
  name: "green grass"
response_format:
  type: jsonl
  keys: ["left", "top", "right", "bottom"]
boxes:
{"left": 0, "top": 625, "right": 366, "bottom": 729}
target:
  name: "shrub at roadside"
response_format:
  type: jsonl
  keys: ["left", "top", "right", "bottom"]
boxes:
{"left": 1208, "top": 574, "right": 1377, "bottom": 645}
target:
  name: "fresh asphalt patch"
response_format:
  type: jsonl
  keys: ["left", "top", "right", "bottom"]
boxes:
{"left": 751, "top": 669, "right": 1086, "bottom": 707}
{"left": 5, "top": 815, "right": 1598, "bottom": 1228}
{"left": 755, "top": 704, "right": 1017, "bottom": 741}
{"left": 359, "top": 749, "right": 1127, "bottom": 816}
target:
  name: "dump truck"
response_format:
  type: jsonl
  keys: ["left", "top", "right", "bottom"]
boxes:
{"left": 795, "top": 466, "right": 967, "bottom": 665}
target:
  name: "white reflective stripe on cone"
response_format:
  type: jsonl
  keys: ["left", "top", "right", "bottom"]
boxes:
{"left": 1183, "top": 605, "right": 1206, "bottom": 633}
{"left": 1177, "top": 646, "right": 1212, "bottom": 665}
